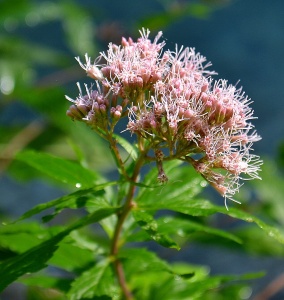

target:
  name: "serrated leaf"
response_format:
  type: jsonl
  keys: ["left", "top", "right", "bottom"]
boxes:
{"left": 15, "top": 181, "right": 118, "bottom": 222}
{"left": 16, "top": 150, "right": 100, "bottom": 188}
{"left": 0, "top": 207, "right": 118, "bottom": 292}
{"left": 67, "top": 259, "right": 118, "bottom": 300}
{"left": 132, "top": 211, "right": 180, "bottom": 249}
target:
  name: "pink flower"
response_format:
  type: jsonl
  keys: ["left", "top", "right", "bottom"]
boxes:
{"left": 66, "top": 28, "right": 262, "bottom": 208}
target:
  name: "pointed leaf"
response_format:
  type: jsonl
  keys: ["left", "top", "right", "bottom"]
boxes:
{"left": 139, "top": 198, "right": 284, "bottom": 244}
{"left": 15, "top": 181, "right": 117, "bottom": 222}
{"left": 16, "top": 150, "right": 100, "bottom": 188}
{"left": 156, "top": 216, "right": 242, "bottom": 244}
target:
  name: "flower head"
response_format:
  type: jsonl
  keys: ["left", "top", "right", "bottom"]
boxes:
{"left": 66, "top": 28, "right": 262, "bottom": 208}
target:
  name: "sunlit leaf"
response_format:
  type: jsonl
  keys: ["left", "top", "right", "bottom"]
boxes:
{"left": 137, "top": 160, "right": 206, "bottom": 203}
{"left": 16, "top": 150, "right": 101, "bottom": 188}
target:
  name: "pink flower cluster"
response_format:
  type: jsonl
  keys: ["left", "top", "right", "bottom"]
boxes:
{"left": 66, "top": 28, "right": 262, "bottom": 208}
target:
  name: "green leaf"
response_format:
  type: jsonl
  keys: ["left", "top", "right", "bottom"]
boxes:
{"left": 251, "top": 158, "right": 284, "bottom": 225}
{"left": 130, "top": 259, "right": 263, "bottom": 300}
{"left": 120, "top": 248, "right": 172, "bottom": 275}
{"left": 67, "top": 259, "right": 119, "bottom": 300}
{"left": 139, "top": 198, "right": 284, "bottom": 244}
{"left": 48, "top": 239, "right": 94, "bottom": 272}
{"left": 0, "top": 207, "right": 118, "bottom": 292}
{"left": 19, "top": 275, "right": 72, "bottom": 293}
{"left": 234, "top": 226, "right": 284, "bottom": 256}
{"left": 137, "top": 160, "right": 206, "bottom": 203}
{"left": 0, "top": 222, "right": 55, "bottom": 253}
{"left": 15, "top": 181, "right": 118, "bottom": 222}
{"left": 16, "top": 150, "right": 101, "bottom": 188}
{"left": 112, "top": 134, "right": 138, "bottom": 161}
{"left": 137, "top": 160, "right": 284, "bottom": 244}
{"left": 0, "top": 230, "right": 67, "bottom": 292}
{"left": 60, "top": 1, "right": 96, "bottom": 56}
{"left": 132, "top": 211, "right": 180, "bottom": 249}
{"left": 155, "top": 216, "right": 242, "bottom": 244}
{"left": 172, "top": 271, "right": 265, "bottom": 299}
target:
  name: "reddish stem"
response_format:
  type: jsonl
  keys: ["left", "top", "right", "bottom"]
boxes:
{"left": 110, "top": 143, "right": 147, "bottom": 299}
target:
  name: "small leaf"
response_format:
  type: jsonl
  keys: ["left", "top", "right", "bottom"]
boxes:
{"left": 16, "top": 150, "right": 100, "bottom": 188}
